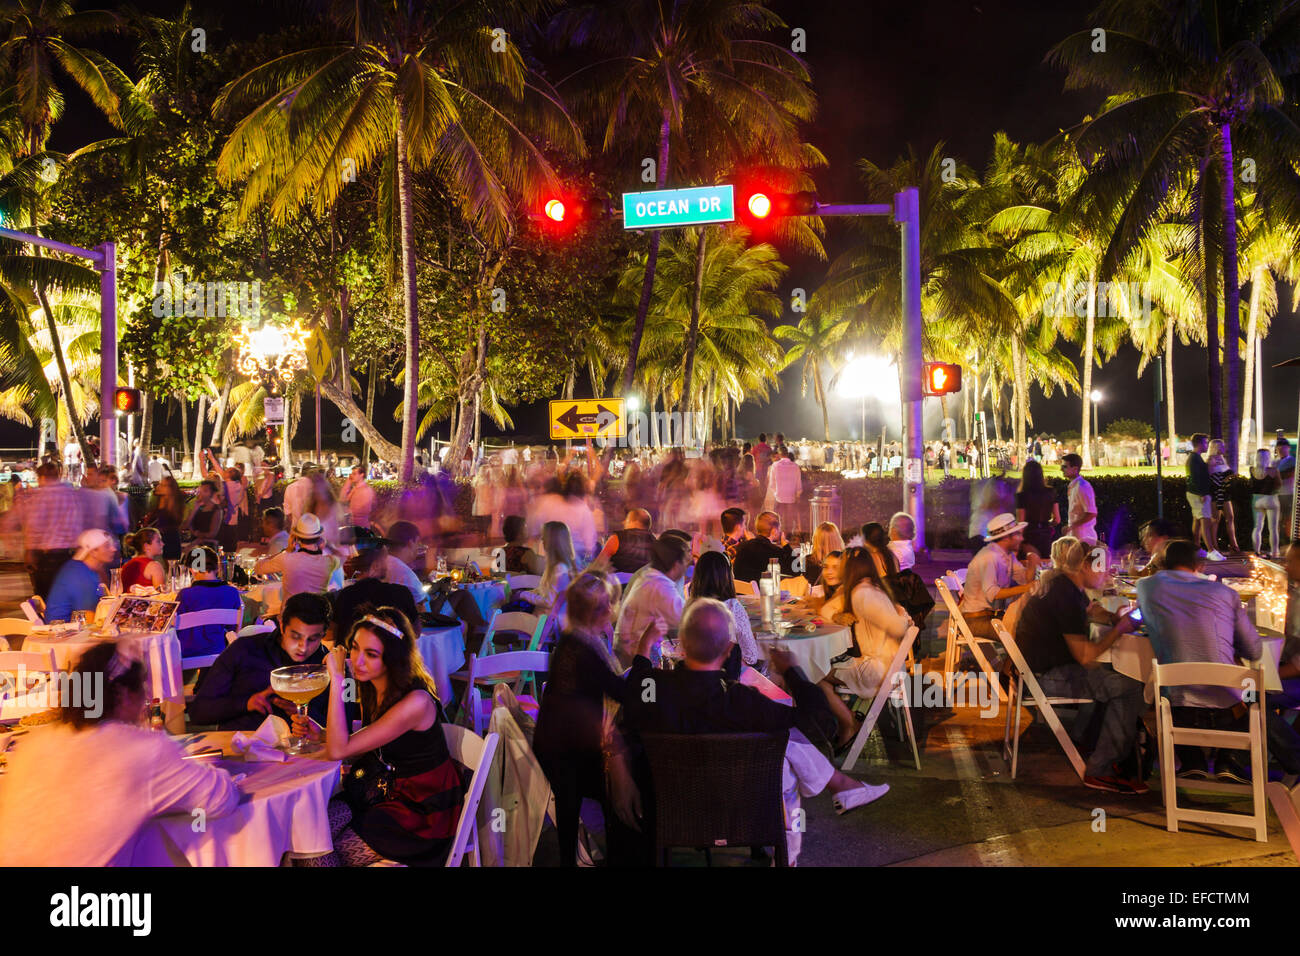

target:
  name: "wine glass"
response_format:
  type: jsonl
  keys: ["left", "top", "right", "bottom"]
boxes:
{"left": 269, "top": 664, "right": 329, "bottom": 754}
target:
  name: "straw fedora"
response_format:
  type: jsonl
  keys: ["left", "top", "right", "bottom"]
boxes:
{"left": 292, "top": 513, "right": 323, "bottom": 540}
{"left": 983, "top": 513, "right": 1027, "bottom": 542}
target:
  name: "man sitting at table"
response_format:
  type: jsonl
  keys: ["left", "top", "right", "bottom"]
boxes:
{"left": 45, "top": 528, "right": 115, "bottom": 623}
{"left": 1137, "top": 539, "right": 1300, "bottom": 781}
{"left": 176, "top": 544, "right": 244, "bottom": 658}
{"left": 190, "top": 592, "right": 335, "bottom": 731}
{"left": 333, "top": 546, "right": 418, "bottom": 644}
{"left": 615, "top": 599, "right": 890, "bottom": 865}
{"left": 260, "top": 507, "right": 289, "bottom": 557}
{"left": 382, "top": 520, "right": 431, "bottom": 612}
{"left": 959, "top": 513, "right": 1039, "bottom": 642}
{"left": 613, "top": 533, "right": 689, "bottom": 668}
{"left": 1014, "top": 537, "right": 1145, "bottom": 793}
{"left": 254, "top": 513, "right": 341, "bottom": 600}
{"left": 1136, "top": 518, "right": 1178, "bottom": 577}
{"left": 730, "top": 510, "right": 797, "bottom": 584}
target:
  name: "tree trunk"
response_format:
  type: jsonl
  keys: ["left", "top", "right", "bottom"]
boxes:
{"left": 179, "top": 394, "right": 190, "bottom": 460}
{"left": 680, "top": 226, "right": 707, "bottom": 416}
{"left": 363, "top": 356, "right": 378, "bottom": 467}
{"left": 1219, "top": 123, "right": 1242, "bottom": 471}
{"left": 1204, "top": 172, "right": 1223, "bottom": 442}
{"left": 1240, "top": 265, "right": 1262, "bottom": 457}
{"left": 1081, "top": 270, "right": 1096, "bottom": 469}
{"left": 193, "top": 394, "right": 207, "bottom": 468}
{"left": 139, "top": 390, "right": 153, "bottom": 457}
{"left": 814, "top": 363, "right": 830, "bottom": 441}
{"left": 1165, "top": 319, "right": 1177, "bottom": 452}
{"left": 395, "top": 91, "right": 420, "bottom": 483}
{"left": 208, "top": 375, "right": 233, "bottom": 457}
{"left": 321, "top": 379, "right": 401, "bottom": 463}
{"left": 619, "top": 111, "right": 672, "bottom": 399}
{"left": 1011, "top": 336, "right": 1025, "bottom": 455}
{"left": 33, "top": 284, "right": 93, "bottom": 465}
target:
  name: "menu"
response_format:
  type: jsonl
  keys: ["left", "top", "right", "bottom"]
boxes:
{"left": 109, "top": 597, "right": 179, "bottom": 634}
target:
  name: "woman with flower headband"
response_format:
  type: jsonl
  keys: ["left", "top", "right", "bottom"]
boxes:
{"left": 0, "top": 641, "right": 240, "bottom": 865}
{"left": 293, "top": 604, "right": 465, "bottom": 866}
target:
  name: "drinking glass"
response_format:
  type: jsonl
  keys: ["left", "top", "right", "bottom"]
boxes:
{"left": 269, "top": 664, "right": 330, "bottom": 754}
{"left": 109, "top": 568, "right": 122, "bottom": 596}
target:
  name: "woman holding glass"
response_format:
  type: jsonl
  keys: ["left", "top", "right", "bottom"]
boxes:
{"left": 292, "top": 604, "right": 464, "bottom": 866}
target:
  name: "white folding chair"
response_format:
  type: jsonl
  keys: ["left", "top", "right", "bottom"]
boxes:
{"left": 177, "top": 606, "right": 245, "bottom": 671}
{"left": 1152, "top": 661, "right": 1269, "bottom": 842}
{"left": 840, "top": 625, "right": 921, "bottom": 771}
{"left": 0, "top": 649, "right": 60, "bottom": 711}
{"left": 508, "top": 573, "right": 542, "bottom": 590}
{"left": 459, "top": 650, "right": 550, "bottom": 736}
{"left": 1266, "top": 781, "right": 1300, "bottom": 856}
{"left": 443, "top": 724, "right": 501, "bottom": 867}
{"left": 936, "top": 580, "right": 1007, "bottom": 706}
{"left": 782, "top": 575, "right": 810, "bottom": 598}
{"left": 993, "top": 620, "right": 1090, "bottom": 779}
{"left": 20, "top": 597, "right": 44, "bottom": 624}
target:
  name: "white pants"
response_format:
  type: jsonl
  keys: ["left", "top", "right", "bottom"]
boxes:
{"left": 782, "top": 728, "right": 836, "bottom": 865}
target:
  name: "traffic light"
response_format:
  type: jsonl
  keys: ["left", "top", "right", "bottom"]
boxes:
{"left": 922, "top": 362, "right": 962, "bottom": 396}
{"left": 113, "top": 387, "right": 142, "bottom": 414}
{"left": 737, "top": 187, "right": 818, "bottom": 227}
{"left": 532, "top": 194, "right": 612, "bottom": 230}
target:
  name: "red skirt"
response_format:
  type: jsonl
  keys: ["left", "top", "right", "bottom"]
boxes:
{"left": 354, "top": 758, "right": 467, "bottom": 865}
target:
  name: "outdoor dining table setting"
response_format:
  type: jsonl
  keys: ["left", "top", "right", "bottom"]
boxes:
{"left": 736, "top": 593, "right": 853, "bottom": 683}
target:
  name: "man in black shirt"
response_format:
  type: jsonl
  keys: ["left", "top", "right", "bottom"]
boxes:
{"left": 333, "top": 546, "right": 420, "bottom": 642}
{"left": 1014, "top": 538, "right": 1144, "bottom": 793}
{"left": 731, "top": 510, "right": 797, "bottom": 582}
{"left": 616, "top": 599, "right": 888, "bottom": 864}
{"left": 190, "top": 592, "right": 335, "bottom": 731}
{"left": 594, "top": 507, "right": 655, "bottom": 574}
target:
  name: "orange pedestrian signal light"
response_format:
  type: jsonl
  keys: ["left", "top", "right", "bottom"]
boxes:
{"left": 923, "top": 362, "right": 962, "bottom": 396}
{"left": 113, "top": 387, "right": 142, "bottom": 414}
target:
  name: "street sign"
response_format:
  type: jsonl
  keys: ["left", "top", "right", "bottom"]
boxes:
{"left": 905, "top": 458, "right": 923, "bottom": 484}
{"left": 264, "top": 397, "right": 285, "bottom": 425}
{"left": 307, "top": 330, "right": 333, "bottom": 380}
{"left": 622, "top": 185, "right": 734, "bottom": 230}
{"left": 549, "top": 398, "right": 626, "bottom": 441}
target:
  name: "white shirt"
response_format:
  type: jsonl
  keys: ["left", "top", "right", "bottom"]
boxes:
{"left": 281, "top": 476, "right": 313, "bottom": 525}
{"left": 613, "top": 568, "right": 684, "bottom": 666}
{"left": 255, "top": 548, "right": 340, "bottom": 600}
{"left": 147, "top": 458, "right": 166, "bottom": 482}
{"left": 526, "top": 494, "right": 597, "bottom": 560}
{"left": 385, "top": 555, "right": 429, "bottom": 609}
{"left": 0, "top": 721, "right": 239, "bottom": 865}
{"left": 888, "top": 538, "right": 916, "bottom": 571}
{"left": 63, "top": 441, "right": 81, "bottom": 467}
{"left": 1068, "top": 476, "right": 1098, "bottom": 543}
{"left": 767, "top": 457, "right": 802, "bottom": 504}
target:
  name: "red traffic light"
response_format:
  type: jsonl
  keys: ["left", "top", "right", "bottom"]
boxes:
{"left": 747, "top": 192, "right": 773, "bottom": 219}
{"left": 922, "top": 362, "right": 962, "bottom": 396}
{"left": 544, "top": 198, "right": 566, "bottom": 222}
{"left": 738, "top": 188, "right": 818, "bottom": 228}
{"left": 533, "top": 195, "right": 610, "bottom": 228}
{"left": 114, "top": 387, "right": 142, "bottom": 414}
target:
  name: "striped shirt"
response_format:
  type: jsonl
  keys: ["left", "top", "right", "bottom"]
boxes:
{"left": 3, "top": 481, "right": 87, "bottom": 550}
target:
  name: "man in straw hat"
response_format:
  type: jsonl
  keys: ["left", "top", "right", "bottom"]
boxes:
{"left": 254, "top": 512, "right": 341, "bottom": 601}
{"left": 958, "top": 513, "right": 1040, "bottom": 641}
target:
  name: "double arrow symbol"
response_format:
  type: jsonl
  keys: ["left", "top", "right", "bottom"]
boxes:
{"left": 557, "top": 404, "right": 618, "bottom": 433}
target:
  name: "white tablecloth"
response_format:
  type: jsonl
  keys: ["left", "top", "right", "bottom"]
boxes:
{"left": 418, "top": 624, "right": 468, "bottom": 707}
{"left": 23, "top": 627, "right": 184, "bottom": 700}
{"left": 129, "top": 732, "right": 340, "bottom": 866}
{"left": 242, "top": 582, "right": 282, "bottom": 619}
{"left": 752, "top": 625, "right": 852, "bottom": 683}
{"left": 1100, "top": 633, "right": 1284, "bottom": 703}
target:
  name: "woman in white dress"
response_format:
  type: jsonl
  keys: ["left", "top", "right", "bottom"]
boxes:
{"left": 816, "top": 547, "right": 911, "bottom": 752}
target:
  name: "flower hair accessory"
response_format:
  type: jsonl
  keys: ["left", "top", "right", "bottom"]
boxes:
{"left": 361, "top": 615, "right": 403, "bottom": 639}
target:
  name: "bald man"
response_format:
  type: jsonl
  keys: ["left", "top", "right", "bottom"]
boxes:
{"left": 595, "top": 507, "right": 656, "bottom": 574}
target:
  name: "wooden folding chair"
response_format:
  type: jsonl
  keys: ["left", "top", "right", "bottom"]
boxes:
{"left": 459, "top": 650, "right": 550, "bottom": 735}
{"left": 993, "top": 620, "right": 1090, "bottom": 779}
{"left": 1266, "top": 781, "right": 1300, "bottom": 856}
{"left": 782, "top": 575, "right": 810, "bottom": 598}
{"left": 443, "top": 724, "right": 501, "bottom": 867}
{"left": 1152, "top": 661, "right": 1269, "bottom": 842}
{"left": 936, "top": 580, "right": 1007, "bottom": 706}
{"left": 839, "top": 626, "right": 921, "bottom": 771}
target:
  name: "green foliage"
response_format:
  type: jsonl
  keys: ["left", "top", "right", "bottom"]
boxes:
{"left": 1103, "top": 418, "right": 1155, "bottom": 440}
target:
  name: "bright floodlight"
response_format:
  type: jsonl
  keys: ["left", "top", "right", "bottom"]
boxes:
{"left": 544, "top": 198, "right": 566, "bottom": 222}
{"left": 1090, "top": 390, "right": 1102, "bottom": 403}
{"left": 250, "top": 324, "right": 288, "bottom": 359}
{"left": 626, "top": 395, "right": 641, "bottom": 412}
{"left": 837, "top": 355, "right": 898, "bottom": 402}
{"left": 747, "top": 193, "right": 772, "bottom": 219}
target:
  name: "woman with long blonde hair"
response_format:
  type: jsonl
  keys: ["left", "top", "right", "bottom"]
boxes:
{"left": 806, "top": 521, "right": 845, "bottom": 585}
{"left": 533, "top": 520, "right": 578, "bottom": 613}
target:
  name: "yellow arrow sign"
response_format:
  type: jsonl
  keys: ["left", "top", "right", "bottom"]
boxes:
{"left": 306, "top": 330, "right": 333, "bottom": 380}
{"left": 549, "top": 398, "right": 626, "bottom": 440}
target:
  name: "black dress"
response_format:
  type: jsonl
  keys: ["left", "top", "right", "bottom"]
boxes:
{"left": 349, "top": 690, "right": 466, "bottom": 866}
{"left": 1016, "top": 486, "right": 1057, "bottom": 558}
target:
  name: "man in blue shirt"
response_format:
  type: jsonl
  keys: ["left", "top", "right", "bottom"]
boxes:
{"left": 45, "top": 529, "right": 114, "bottom": 623}
{"left": 1137, "top": 539, "right": 1300, "bottom": 780}
{"left": 175, "top": 545, "right": 244, "bottom": 657}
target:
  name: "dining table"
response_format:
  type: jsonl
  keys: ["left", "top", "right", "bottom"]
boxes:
{"left": 417, "top": 622, "right": 470, "bottom": 707}
{"left": 127, "top": 731, "right": 341, "bottom": 866}
{"left": 738, "top": 595, "right": 853, "bottom": 684}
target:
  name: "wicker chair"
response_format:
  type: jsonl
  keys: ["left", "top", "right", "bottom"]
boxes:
{"left": 640, "top": 731, "right": 790, "bottom": 867}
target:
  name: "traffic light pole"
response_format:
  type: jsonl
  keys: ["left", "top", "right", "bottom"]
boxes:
{"left": 0, "top": 227, "right": 117, "bottom": 466}
{"left": 812, "top": 191, "right": 926, "bottom": 555}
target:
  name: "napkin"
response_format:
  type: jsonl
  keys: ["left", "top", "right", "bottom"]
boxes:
{"left": 231, "top": 715, "right": 289, "bottom": 762}
{"left": 129, "top": 584, "right": 158, "bottom": 596}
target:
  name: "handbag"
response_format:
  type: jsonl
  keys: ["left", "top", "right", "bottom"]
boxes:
{"left": 342, "top": 747, "right": 396, "bottom": 810}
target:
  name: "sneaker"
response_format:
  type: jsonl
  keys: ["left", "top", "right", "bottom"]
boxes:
{"left": 1206, "top": 550, "right": 1227, "bottom": 562}
{"left": 1083, "top": 774, "right": 1138, "bottom": 794}
{"left": 1177, "top": 767, "right": 1211, "bottom": 780}
{"left": 1214, "top": 762, "right": 1249, "bottom": 784}
{"left": 832, "top": 782, "right": 890, "bottom": 814}
{"left": 1111, "top": 763, "right": 1150, "bottom": 794}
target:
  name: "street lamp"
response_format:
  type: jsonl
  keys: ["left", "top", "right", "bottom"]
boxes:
{"left": 234, "top": 319, "right": 309, "bottom": 473}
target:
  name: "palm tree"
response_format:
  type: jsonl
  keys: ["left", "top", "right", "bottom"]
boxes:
{"left": 550, "top": 0, "right": 817, "bottom": 403}
{"left": 1049, "top": 0, "right": 1300, "bottom": 469}
{"left": 215, "top": 0, "right": 581, "bottom": 481}
{"left": 776, "top": 312, "right": 844, "bottom": 441}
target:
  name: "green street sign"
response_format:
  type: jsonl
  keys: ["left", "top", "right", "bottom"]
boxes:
{"left": 622, "top": 185, "right": 734, "bottom": 230}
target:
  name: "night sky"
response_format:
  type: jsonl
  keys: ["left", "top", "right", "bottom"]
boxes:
{"left": 5, "top": 0, "right": 1298, "bottom": 456}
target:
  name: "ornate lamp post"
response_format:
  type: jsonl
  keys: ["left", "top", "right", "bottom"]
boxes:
{"left": 233, "top": 319, "right": 309, "bottom": 471}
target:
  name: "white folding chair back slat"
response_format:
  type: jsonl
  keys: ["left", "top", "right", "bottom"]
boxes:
{"left": 993, "top": 620, "right": 1090, "bottom": 779}
{"left": 443, "top": 724, "right": 501, "bottom": 867}
{"left": 0, "top": 618, "right": 34, "bottom": 638}
{"left": 0, "top": 649, "right": 59, "bottom": 674}
{"left": 782, "top": 575, "right": 810, "bottom": 598}
{"left": 1266, "top": 782, "right": 1300, "bottom": 856}
{"left": 20, "top": 598, "right": 44, "bottom": 624}
{"left": 840, "top": 626, "right": 921, "bottom": 771}
{"left": 1152, "top": 661, "right": 1268, "bottom": 842}
{"left": 733, "top": 579, "right": 756, "bottom": 596}
{"left": 461, "top": 651, "right": 551, "bottom": 735}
